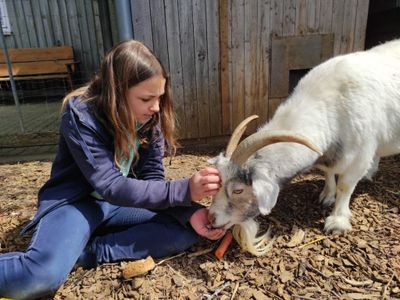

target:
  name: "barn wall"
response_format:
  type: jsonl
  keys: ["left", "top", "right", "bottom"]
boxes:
{"left": 1, "top": 0, "right": 113, "bottom": 80}
{"left": 130, "top": 0, "right": 222, "bottom": 140}
{"left": 0, "top": 0, "right": 370, "bottom": 142}
{"left": 223, "top": 0, "right": 370, "bottom": 132}
{"left": 130, "top": 0, "right": 369, "bottom": 140}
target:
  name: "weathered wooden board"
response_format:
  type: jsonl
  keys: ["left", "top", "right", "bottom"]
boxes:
{"left": 0, "top": 47, "right": 73, "bottom": 63}
{"left": 270, "top": 34, "right": 334, "bottom": 99}
{"left": 1, "top": 0, "right": 370, "bottom": 141}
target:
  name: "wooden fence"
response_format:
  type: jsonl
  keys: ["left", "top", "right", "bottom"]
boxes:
{"left": 1, "top": 0, "right": 116, "bottom": 79}
{"left": 130, "top": 0, "right": 369, "bottom": 140}
{"left": 1, "top": 0, "right": 370, "bottom": 143}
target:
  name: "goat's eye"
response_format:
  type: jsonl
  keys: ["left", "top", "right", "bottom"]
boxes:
{"left": 233, "top": 189, "right": 243, "bottom": 194}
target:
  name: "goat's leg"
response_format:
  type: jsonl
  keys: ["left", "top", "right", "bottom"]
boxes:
{"left": 324, "top": 158, "right": 371, "bottom": 233}
{"left": 363, "top": 155, "right": 380, "bottom": 181}
{"left": 324, "top": 175, "right": 356, "bottom": 233}
{"left": 319, "top": 171, "right": 336, "bottom": 207}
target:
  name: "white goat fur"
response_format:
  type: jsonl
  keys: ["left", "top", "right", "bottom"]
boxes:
{"left": 209, "top": 39, "right": 400, "bottom": 255}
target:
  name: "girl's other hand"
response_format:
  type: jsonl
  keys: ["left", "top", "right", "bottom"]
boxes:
{"left": 189, "top": 167, "right": 221, "bottom": 202}
{"left": 189, "top": 208, "right": 225, "bottom": 240}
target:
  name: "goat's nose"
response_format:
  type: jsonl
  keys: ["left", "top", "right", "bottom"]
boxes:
{"left": 208, "top": 211, "right": 216, "bottom": 225}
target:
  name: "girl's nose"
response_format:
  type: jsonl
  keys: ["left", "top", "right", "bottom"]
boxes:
{"left": 150, "top": 99, "right": 160, "bottom": 112}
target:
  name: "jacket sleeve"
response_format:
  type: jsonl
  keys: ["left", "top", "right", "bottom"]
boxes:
{"left": 132, "top": 128, "right": 204, "bottom": 226}
{"left": 132, "top": 127, "right": 166, "bottom": 181}
{"left": 161, "top": 202, "right": 205, "bottom": 227}
{"left": 61, "top": 107, "right": 192, "bottom": 209}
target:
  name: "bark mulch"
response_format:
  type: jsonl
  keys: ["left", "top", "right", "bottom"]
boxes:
{"left": 0, "top": 150, "right": 399, "bottom": 300}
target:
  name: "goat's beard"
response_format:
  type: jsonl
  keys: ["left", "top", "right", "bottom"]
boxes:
{"left": 232, "top": 219, "right": 275, "bottom": 256}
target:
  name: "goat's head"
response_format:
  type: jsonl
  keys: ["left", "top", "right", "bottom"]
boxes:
{"left": 208, "top": 115, "right": 322, "bottom": 255}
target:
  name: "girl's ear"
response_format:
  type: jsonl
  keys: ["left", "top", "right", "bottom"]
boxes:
{"left": 252, "top": 179, "right": 280, "bottom": 215}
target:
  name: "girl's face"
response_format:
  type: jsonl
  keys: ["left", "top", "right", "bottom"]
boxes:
{"left": 126, "top": 74, "right": 166, "bottom": 124}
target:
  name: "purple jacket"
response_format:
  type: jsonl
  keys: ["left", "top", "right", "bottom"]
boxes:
{"left": 22, "top": 97, "right": 200, "bottom": 234}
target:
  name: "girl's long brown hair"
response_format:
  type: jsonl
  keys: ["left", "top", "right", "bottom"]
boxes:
{"left": 62, "top": 40, "right": 177, "bottom": 164}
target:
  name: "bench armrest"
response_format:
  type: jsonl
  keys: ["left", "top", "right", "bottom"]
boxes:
{"left": 65, "top": 61, "right": 80, "bottom": 74}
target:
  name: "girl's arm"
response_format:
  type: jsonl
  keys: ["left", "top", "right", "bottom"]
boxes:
{"left": 134, "top": 128, "right": 206, "bottom": 225}
{"left": 132, "top": 127, "right": 166, "bottom": 181}
{"left": 61, "top": 108, "right": 192, "bottom": 209}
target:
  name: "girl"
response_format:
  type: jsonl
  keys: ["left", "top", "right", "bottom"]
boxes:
{"left": 0, "top": 40, "right": 224, "bottom": 299}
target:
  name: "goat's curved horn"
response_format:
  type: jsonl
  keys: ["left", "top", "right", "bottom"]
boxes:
{"left": 231, "top": 130, "right": 323, "bottom": 165}
{"left": 226, "top": 115, "right": 259, "bottom": 157}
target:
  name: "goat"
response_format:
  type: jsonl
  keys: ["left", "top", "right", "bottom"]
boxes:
{"left": 208, "top": 39, "right": 400, "bottom": 256}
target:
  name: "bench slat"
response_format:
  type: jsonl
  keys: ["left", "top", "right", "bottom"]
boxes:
{"left": 0, "top": 46, "right": 77, "bottom": 89}
{"left": 0, "top": 46, "right": 74, "bottom": 63}
{"left": 0, "top": 74, "right": 69, "bottom": 81}
{"left": 0, "top": 59, "right": 76, "bottom": 77}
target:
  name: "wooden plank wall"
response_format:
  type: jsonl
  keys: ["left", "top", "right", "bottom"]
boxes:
{"left": 131, "top": 0, "right": 222, "bottom": 140}
{"left": 130, "top": 0, "right": 368, "bottom": 140}
{"left": 0, "top": 0, "right": 369, "bottom": 141}
{"left": 2, "top": 0, "right": 111, "bottom": 80}
{"left": 130, "top": 0, "right": 369, "bottom": 138}
{"left": 222, "top": 0, "right": 369, "bottom": 132}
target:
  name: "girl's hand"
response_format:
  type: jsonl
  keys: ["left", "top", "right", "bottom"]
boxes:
{"left": 190, "top": 208, "right": 225, "bottom": 240}
{"left": 189, "top": 167, "right": 221, "bottom": 202}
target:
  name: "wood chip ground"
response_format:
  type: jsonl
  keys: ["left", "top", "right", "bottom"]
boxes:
{"left": 0, "top": 150, "right": 399, "bottom": 299}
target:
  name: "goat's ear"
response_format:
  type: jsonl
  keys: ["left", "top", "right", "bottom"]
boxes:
{"left": 252, "top": 180, "right": 280, "bottom": 215}
{"left": 207, "top": 156, "right": 219, "bottom": 165}
{"left": 207, "top": 153, "right": 227, "bottom": 165}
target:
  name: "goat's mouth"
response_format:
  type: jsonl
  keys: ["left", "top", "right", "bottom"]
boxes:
{"left": 211, "top": 221, "right": 234, "bottom": 230}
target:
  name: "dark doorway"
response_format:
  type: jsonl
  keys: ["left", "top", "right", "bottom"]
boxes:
{"left": 365, "top": 0, "right": 400, "bottom": 49}
{"left": 288, "top": 69, "right": 310, "bottom": 95}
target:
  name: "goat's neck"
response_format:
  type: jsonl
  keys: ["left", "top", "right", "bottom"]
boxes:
{"left": 250, "top": 143, "right": 318, "bottom": 184}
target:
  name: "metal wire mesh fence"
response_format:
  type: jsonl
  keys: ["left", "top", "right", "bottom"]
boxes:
{"left": 0, "top": 78, "right": 68, "bottom": 133}
{"left": 0, "top": 71, "right": 88, "bottom": 160}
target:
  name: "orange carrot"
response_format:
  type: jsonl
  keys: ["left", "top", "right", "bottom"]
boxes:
{"left": 215, "top": 231, "right": 233, "bottom": 259}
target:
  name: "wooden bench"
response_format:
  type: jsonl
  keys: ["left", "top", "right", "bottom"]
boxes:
{"left": 0, "top": 46, "right": 79, "bottom": 90}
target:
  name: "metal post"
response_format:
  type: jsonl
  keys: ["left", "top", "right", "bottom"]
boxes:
{"left": 115, "top": 0, "right": 134, "bottom": 41}
{"left": 0, "top": 16, "right": 25, "bottom": 133}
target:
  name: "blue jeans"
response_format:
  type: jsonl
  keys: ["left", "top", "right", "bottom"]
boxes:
{"left": 0, "top": 200, "right": 199, "bottom": 299}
